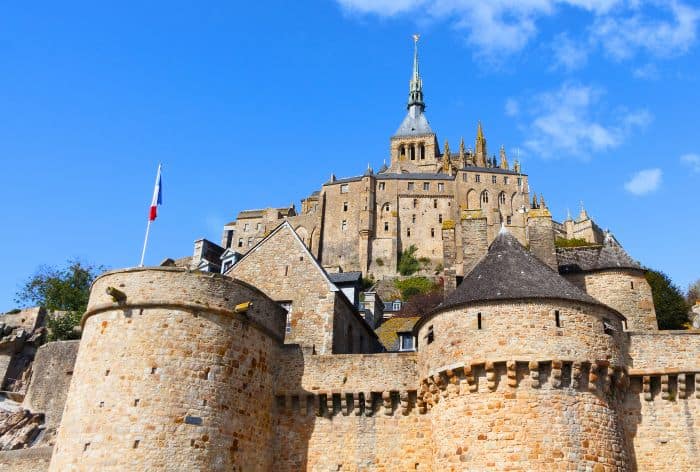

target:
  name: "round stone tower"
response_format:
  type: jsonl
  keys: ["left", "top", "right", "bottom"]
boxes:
{"left": 558, "top": 231, "right": 657, "bottom": 331}
{"left": 415, "top": 231, "right": 630, "bottom": 470}
{"left": 49, "top": 267, "right": 286, "bottom": 471}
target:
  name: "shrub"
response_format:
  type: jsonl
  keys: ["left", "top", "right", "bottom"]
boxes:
{"left": 554, "top": 237, "right": 597, "bottom": 248}
{"left": 395, "top": 277, "right": 437, "bottom": 300}
{"left": 398, "top": 245, "right": 421, "bottom": 276}
{"left": 375, "top": 257, "right": 385, "bottom": 267}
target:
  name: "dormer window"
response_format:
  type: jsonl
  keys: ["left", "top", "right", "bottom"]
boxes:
{"left": 398, "top": 332, "right": 415, "bottom": 351}
{"left": 603, "top": 318, "right": 615, "bottom": 335}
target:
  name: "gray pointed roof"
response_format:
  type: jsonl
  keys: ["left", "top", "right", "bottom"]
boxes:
{"left": 394, "top": 109, "right": 433, "bottom": 137}
{"left": 439, "top": 229, "right": 603, "bottom": 311}
{"left": 557, "top": 232, "right": 643, "bottom": 274}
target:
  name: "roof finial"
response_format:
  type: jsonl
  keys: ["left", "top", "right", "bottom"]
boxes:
{"left": 407, "top": 34, "right": 425, "bottom": 113}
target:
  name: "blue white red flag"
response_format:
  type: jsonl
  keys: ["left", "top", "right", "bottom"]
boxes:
{"left": 149, "top": 164, "right": 163, "bottom": 221}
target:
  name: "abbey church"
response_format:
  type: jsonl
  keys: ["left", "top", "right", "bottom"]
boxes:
{"left": 1, "top": 39, "right": 698, "bottom": 472}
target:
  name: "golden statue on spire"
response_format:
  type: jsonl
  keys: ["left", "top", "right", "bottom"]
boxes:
{"left": 413, "top": 34, "right": 420, "bottom": 43}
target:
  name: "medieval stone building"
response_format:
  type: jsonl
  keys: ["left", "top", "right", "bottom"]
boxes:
{"left": 0, "top": 39, "right": 698, "bottom": 472}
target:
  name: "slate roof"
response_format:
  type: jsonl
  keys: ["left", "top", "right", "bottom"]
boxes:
{"left": 376, "top": 173, "right": 454, "bottom": 181}
{"left": 328, "top": 271, "right": 363, "bottom": 284}
{"left": 394, "top": 110, "right": 433, "bottom": 137}
{"left": 461, "top": 165, "right": 525, "bottom": 176}
{"left": 375, "top": 316, "right": 420, "bottom": 351}
{"left": 557, "top": 233, "right": 643, "bottom": 274}
{"left": 438, "top": 229, "right": 603, "bottom": 312}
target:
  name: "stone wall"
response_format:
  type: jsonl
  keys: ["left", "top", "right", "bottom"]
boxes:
{"left": 49, "top": 268, "right": 286, "bottom": 471}
{"left": 23, "top": 340, "right": 79, "bottom": 444}
{"left": 461, "top": 212, "right": 488, "bottom": 275}
{"left": 564, "top": 270, "right": 658, "bottom": 331}
{"left": 332, "top": 295, "right": 382, "bottom": 354}
{"left": 526, "top": 210, "right": 557, "bottom": 270}
{"left": 0, "top": 446, "right": 53, "bottom": 472}
{"left": 622, "top": 374, "right": 700, "bottom": 470}
{"left": 627, "top": 331, "right": 700, "bottom": 371}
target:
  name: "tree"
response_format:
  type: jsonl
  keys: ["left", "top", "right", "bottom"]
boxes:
{"left": 687, "top": 279, "right": 700, "bottom": 305}
{"left": 398, "top": 245, "right": 421, "bottom": 276}
{"left": 645, "top": 269, "right": 690, "bottom": 330}
{"left": 15, "top": 259, "right": 104, "bottom": 340}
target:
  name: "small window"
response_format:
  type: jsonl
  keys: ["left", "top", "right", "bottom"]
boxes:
{"left": 499, "top": 192, "right": 506, "bottom": 204}
{"left": 243, "top": 223, "right": 250, "bottom": 231}
{"left": 151, "top": 367, "right": 157, "bottom": 374}
{"left": 379, "top": 182, "right": 385, "bottom": 191}
{"left": 412, "top": 214, "right": 416, "bottom": 224}
{"left": 506, "top": 216, "right": 512, "bottom": 225}
{"left": 133, "top": 440, "right": 140, "bottom": 449}
{"left": 517, "top": 177, "right": 523, "bottom": 186}
{"left": 247, "top": 237, "right": 253, "bottom": 246}
{"left": 340, "top": 184, "right": 349, "bottom": 194}
{"left": 603, "top": 318, "right": 615, "bottom": 335}
{"left": 408, "top": 182, "right": 415, "bottom": 191}
{"left": 477, "top": 312, "right": 482, "bottom": 330}
{"left": 341, "top": 220, "right": 347, "bottom": 231}
{"left": 238, "top": 238, "right": 243, "bottom": 248}
{"left": 399, "top": 333, "right": 415, "bottom": 351}
{"left": 419, "top": 144, "right": 425, "bottom": 160}
{"left": 433, "top": 199, "right": 437, "bottom": 209}
{"left": 384, "top": 222, "right": 389, "bottom": 231}
{"left": 279, "top": 302, "right": 292, "bottom": 333}
{"left": 256, "top": 223, "right": 261, "bottom": 231}
{"left": 225, "top": 230, "right": 234, "bottom": 248}
{"left": 438, "top": 183, "right": 444, "bottom": 192}
{"left": 423, "top": 182, "right": 430, "bottom": 191}
{"left": 413, "top": 199, "right": 418, "bottom": 208}
{"left": 393, "top": 301, "right": 402, "bottom": 311}
{"left": 222, "top": 260, "right": 233, "bottom": 273}
{"left": 426, "top": 326, "right": 434, "bottom": 344}
{"left": 462, "top": 174, "right": 468, "bottom": 182}
{"left": 438, "top": 214, "right": 443, "bottom": 223}
{"left": 431, "top": 228, "right": 435, "bottom": 238}
{"left": 475, "top": 174, "right": 481, "bottom": 183}
{"left": 630, "top": 281, "right": 635, "bottom": 290}
{"left": 343, "top": 202, "right": 348, "bottom": 212}
{"left": 492, "top": 176, "right": 497, "bottom": 184}
{"left": 284, "top": 265, "right": 289, "bottom": 276}
{"left": 407, "top": 228, "right": 411, "bottom": 237}
{"left": 555, "top": 310, "right": 561, "bottom": 328}
{"left": 504, "top": 176, "right": 509, "bottom": 184}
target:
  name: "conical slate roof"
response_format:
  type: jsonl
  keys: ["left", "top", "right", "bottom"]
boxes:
{"left": 557, "top": 232, "right": 643, "bottom": 274}
{"left": 440, "top": 229, "right": 602, "bottom": 311}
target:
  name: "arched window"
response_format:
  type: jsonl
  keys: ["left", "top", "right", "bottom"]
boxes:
{"left": 399, "top": 145, "right": 406, "bottom": 158}
{"left": 409, "top": 144, "right": 416, "bottom": 160}
{"left": 499, "top": 191, "right": 507, "bottom": 205}
{"left": 382, "top": 203, "right": 391, "bottom": 213}
{"left": 419, "top": 144, "right": 425, "bottom": 160}
{"left": 481, "top": 190, "right": 489, "bottom": 205}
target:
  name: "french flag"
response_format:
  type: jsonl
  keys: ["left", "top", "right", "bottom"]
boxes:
{"left": 149, "top": 164, "right": 163, "bottom": 221}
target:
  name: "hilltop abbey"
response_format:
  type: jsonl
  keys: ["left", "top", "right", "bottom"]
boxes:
{"left": 1, "top": 39, "right": 699, "bottom": 472}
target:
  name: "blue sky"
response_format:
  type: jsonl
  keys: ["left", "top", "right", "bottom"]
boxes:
{"left": 1, "top": 1, "right": 699, "bottom": 311}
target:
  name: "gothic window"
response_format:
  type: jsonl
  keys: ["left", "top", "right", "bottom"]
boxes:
{"left": 438, "top": 183, "right": 444, "bottom": 192}
{"left": 481, "top": 191, "right": 489, "bottom": 205}
{"left": 408, "top": 182, "right": 415, "bottom": 191}
{"left": 475, "top": 175, "right": 481, "bottom": 183}
{"left": 382, "top": 203, "right": 391, "bottom": 213}
{"left": 499, "top": 192, "right": 507, "bottom": 205}
{"left": 423, "top": 182, "right": 430, "bottom": 191}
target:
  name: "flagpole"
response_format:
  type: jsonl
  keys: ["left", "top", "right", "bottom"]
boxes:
{"left": 139, "top": 219, "right": 152, "bottom": 267}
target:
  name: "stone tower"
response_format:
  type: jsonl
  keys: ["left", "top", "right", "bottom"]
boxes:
{"left": 49, "top": 268, "right": 286, "bottom": 471}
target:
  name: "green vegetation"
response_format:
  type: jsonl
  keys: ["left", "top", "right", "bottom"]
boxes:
{"left": 554, "top": 237, "right": 597, "bottom": 248}
{"left": 645, "top": 269, "right": 690, "bottom": 330}
{"left": 394, "top": 277, "right": 438, "bottom": 301}
{"left": 15, "top": 259, "right": 104, "bottom": 340}
{"left": 398, "top": 245, "right": 421, "bottom": 276}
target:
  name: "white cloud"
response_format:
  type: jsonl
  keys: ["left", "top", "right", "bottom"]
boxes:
{"left": 551, "top": 34, "right": 589, "bottom": 71}
{"left": 519, "top": 83, "right": 651, "bottom": 157}
{"left": 592, "top": 1, "right": 700, "bottom": 60}
{"left": 633, "top": 63, "right": 660, "bottom": 79}
{"left": 681, "top": 153, "right": 700, "bottom": 172}
{"left": 335, "top": 1, "right": 700, "bottom": 62}
{"left": 505, "top": 98, "right": 520, "bottom": 117}
{"left": 624, "top": 168, "right": 662, "bottom": 195}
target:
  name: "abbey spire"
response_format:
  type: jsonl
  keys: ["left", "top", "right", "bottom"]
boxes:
{"left": 407, "top": 34, "right": 425, "bottom": 113}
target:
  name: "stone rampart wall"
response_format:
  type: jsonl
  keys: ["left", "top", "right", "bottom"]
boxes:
{"left": 628, "top": 331, "right": 700, "bottom": 372}
{"left": 0, "top": 446, "right": 53, "bottom": 472}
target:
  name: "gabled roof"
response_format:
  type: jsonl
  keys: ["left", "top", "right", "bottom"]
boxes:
{"left": 437, "top": 229, "right": 605, "bottom": 312}
{"left": 375, "top": 316, "right": 420, "bottom": 351}
{"left": 225, "top": 221, "right": 338, "bottom": 293}
{"left": 557, "top": 232, "right": 643, "bottom": 274}
{"left": 328, "top": 271, "right": 363, "bottom": 284}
